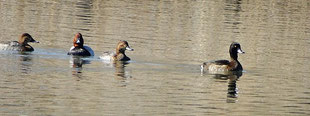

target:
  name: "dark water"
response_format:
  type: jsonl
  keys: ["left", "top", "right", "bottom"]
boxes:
{"left": 0, "top": 0, "right": 310, "bottom": 115}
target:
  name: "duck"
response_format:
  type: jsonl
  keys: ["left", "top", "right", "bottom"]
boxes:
{"left": 67, "top": 33, "right": 94, "bottom": 56}
{"left": 0, "top": 33, "right": 39, "bottom": 52}
{"left": 201, "top": 42, "right": 245, "bottom": 72}
{"left": 99, "top": 40, "right": 134, "bottom": 61}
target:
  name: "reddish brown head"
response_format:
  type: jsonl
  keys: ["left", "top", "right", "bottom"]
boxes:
{"left": 73, "top": 33, "right": 84, "bottom": 47}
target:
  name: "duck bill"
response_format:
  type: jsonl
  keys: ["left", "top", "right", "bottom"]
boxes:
{"left": 33, "top": 40, "right": 39, "bottom": 43}
{"left": 237, "top": 49, "right": 245, "bottom": 54}
{"left": 30, "top": 39, "right": 39, "bottom": 43}
{"left": 126, "top": 46, "right": 134, "bottom": 51}
{"left": 75, "top": 38, "right": 81, "bottom": 44}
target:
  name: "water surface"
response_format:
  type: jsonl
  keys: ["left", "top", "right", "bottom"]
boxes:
{"left": 0, "top": 0, "right": 310, "bottom": 115}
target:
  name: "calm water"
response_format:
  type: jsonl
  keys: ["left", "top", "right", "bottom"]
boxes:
{"left": 0, "top": 0, "right": 310, "bottom": 115}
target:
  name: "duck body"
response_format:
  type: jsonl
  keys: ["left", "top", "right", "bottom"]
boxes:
{"left": 0, "top": 33, "right": 39, "bottom": 52}
{"left": 68, "top": 46, "right": 94, "bottom": 56}
{"left": 67, "top": 33, "right": 94, "bottom": 56}
{"left": 100, "top": 51, "right": 131, "bottom": 61}
{"left": 201, "top": 42, "right": 244, "bottom": 73}
{"left": 202, "top": 59, "right": 242, "bottom": 72}
{"left": 99, "top": 40, "right": 133, "bottom": 61}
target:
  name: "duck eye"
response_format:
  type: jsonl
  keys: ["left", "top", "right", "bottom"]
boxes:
{"left": 234, "top": 45, "right": 237, "bottom": 48}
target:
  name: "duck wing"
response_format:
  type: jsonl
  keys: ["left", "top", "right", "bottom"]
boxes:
{"left": 203, "top": 60, "right": 230, "bottom": 65}
{"left": 9, "top": 41, "right": 20, "bottom": 46}
{"left": 211, "top": 60, "right": 230, "bottom": 65}
{"left": 99, "top": 51, "right": 116, "bottom": 61}
{"left": 0, "top": 41, "right": 21, "bottom": 50}
{"left": 201, "top": 60, "right": 230, "bottom": 72}
{"left": 102, "top": 51, "right": 115, "bottom": 56}
{"left": 68, "top": 47, "right": 91, "bottom": 56}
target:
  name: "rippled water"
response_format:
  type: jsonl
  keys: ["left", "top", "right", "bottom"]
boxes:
{"left": 0, "top": 0, "right": 310, "bottom": 115}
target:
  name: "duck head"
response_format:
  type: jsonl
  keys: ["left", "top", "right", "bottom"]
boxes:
{"left": 73, "top": 33, "right": 84, "bottom": 48}
{"left": 116, "top": 40, "right": 134, "bottom": 54}
{"left": 229, "top": 42, "right": 244, "bottom": 60}
{"left": 19, "top": 33, "right": 39, "bottom": 45}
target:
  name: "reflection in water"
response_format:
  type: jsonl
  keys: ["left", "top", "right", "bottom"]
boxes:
{"left": 75, "top": 0, "right": 94, "bottom": 32}
{"left": 207, "top": 71, "right": 242, "bottom": 103}
{"left": 101, "top": 60, "right": 132, "bottom": 87}
{"left": 70, "top": 56, "right": 91, "bottom": 78}
{"left": 224, "top": 0, "right": 242, "bottom": 35}
{"left": 18, "top": 53, "right": 33, "bottom": 74}
{"left": 102, "top": 60, "right": 132, "bottom": 78}
{"left": 114, "top": 61, "right": 132, "bottom": 87}
{"left": 114, "top": 61, "right": 131, "bottom": 78}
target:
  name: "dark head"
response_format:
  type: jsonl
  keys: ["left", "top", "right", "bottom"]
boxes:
{"left": 73, "top": 33, "right": 84, "bottom": 47}
{"left": 229, "top": 42, "right": 245, "bottom": 60}
{"left": 19, "top": 33, "right": 39, "bottom": 45}
{"left": 116, "top": 40, "right": 134, "bottom": 54}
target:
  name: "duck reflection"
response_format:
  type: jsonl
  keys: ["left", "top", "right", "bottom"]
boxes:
{"left": 18, "top": 53, "right": 33, "bottom": 74}
{"left": 206, "top": 71, "right": 242, "bottom": 103}
{"left": 70, "top": 56, "right": 91, "bottom": 78}
{"left": 114, "top": 61, "right": 131, "bottom": 78}
{"left": 102, "top": 60, "right": 132, "bottom": 78}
